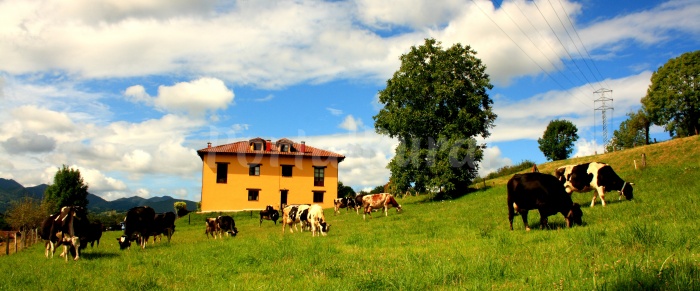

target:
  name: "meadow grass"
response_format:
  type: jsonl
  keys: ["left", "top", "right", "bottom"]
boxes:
{"left": 1, "top": 136, "right": 698, "bottom": 290}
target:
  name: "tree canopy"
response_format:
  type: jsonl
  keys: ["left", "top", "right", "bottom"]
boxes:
{"left": 642, "top": 50, "right": 700, "bottom": 137}
{"left": 43, "top": 165, "right": 89, "bottom": 214}
{"left": 373, "top": 38, "right": 496, "bottom": 196}
{"left": 538, "top": 119, "right": 579, "bottom": 161}
{"left": 607, "top": 109, "right": 650, "bottom": 151}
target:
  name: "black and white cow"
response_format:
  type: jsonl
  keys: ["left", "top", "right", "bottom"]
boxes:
{"left": 281, "top": 204, "right": 310, "bottom": 233}
{"left": 216, "top": 215, "right": 239, "bottom": 237}
{"left": 333, "top": 197, "right": 357, "bottom": 215}
{"left": 117, "top": 206, "right": 155, "bottom": 250}
{"left": 259, "top": 205, "right": 280, "bottom": 226}
{"left": 555, "top": 162, "right": 634, "bottom": 207}
{"left": 39, "top": 206, "right": 90, "bottom": 261}
{"left": 508, "top": 173, "right": 583, "bottom": 231}
{"left": 152, "top": 212, "right": 176, "bottom": 243}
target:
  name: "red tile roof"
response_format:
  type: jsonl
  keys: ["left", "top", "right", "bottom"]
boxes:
{"left": 197, "top": 138, "right": 345, "bottom": 162}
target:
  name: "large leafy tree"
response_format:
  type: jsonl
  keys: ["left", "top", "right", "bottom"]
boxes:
{"left": 373, "top": 38, "right": 496, "bottom": 196}
{"left": 538, "top": 119, "right": 579, "bottom": 161}
{"left": 607, "top": 109, "right": 650, "bottom": 151}
{"left": 43, "top": 165, "right": 89, "bottom": 214}
{"left": 642, "top": 50, "right": 699, "bottom": 137}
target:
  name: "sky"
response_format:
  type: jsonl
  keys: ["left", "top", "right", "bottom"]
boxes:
{"left": 0, "top": 0, "right": 698, "bottom": 202}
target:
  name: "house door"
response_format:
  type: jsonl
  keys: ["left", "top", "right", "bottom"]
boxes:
{"left": 280, "top": 190, "right": 288, "bottom": 209}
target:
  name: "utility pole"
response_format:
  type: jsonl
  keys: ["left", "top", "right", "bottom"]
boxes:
{"left": 594, "top": 88, "right": 613, "bottom": 152}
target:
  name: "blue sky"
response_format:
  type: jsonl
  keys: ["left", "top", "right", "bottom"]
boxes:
{"left": 0, "top": 0, "right": 697, "bottom": 202}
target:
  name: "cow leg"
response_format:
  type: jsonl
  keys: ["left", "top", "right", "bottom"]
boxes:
{"left": 72, "top": 237, "right": 80, "bottom": 260}
{"left": 384, "top": 205, "right": 388, "bottom": 217}
{"left": 520, "top": 210, "right": 531, "bottom": 231}
{"left": 598, "top": 186, "right": 607, "bottom": 206}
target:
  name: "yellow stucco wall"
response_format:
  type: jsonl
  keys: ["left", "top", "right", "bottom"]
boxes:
{"left": 200, "top": 153, "right": 340, "bottom": 212}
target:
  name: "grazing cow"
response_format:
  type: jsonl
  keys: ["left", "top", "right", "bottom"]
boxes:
{"left": 81, "top": 221, "right": 103, "bottom": 249}
{"left": 205, "top": 217, "right": 220, "bottom": 239}
{"left": 117, "top": 206, "right": 155, "bottom": 250}
{"left": 308, "top": 205, "right": 330, "bottom": 236}
{"left": 281, "top": 204, "right": 310, "bottom": 233}
{"left": 152, "top": 212, "right": 177, "bottom": 243}
{"left": 362, "top": 193, "right": 402, "bottom": 220}
{"left": 217, "top": 215, "right": 238, "bottom": 237}
{"left": 507, "top": 173, "right": 583, "bottom": 231}
{"left": 333, "top": 197, "right": 357, "bottom": 215}
{"left": 39, "top": 206, "right": 90, "bottom": 261}
{"left": 555, "top": 162, "right": 634, "bottom": 207}
{"left": 259, "top": 205, "right": 280, "bottom": 226}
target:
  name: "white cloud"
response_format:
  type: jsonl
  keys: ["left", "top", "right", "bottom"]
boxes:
{"left": 254, "top": 95, "right": 274, "bottom": 102}
{"left": 478, "top": 146, "right": 512, "bottom": 177}
{"left": 572, "top": 138, "right": 604, "bottom": 157}
{"left": 1, "top": 131, "right": 56, "bottom": 154}
{"left": 327, "top": 107, "right": 343, "bottom": 116}
{"left": 135, "top": 188, "right": 150, "bottom": 198}
{"left": 154, "top": 78, "right": 234, "bottom": 116}
{"left": 124, "top": 85, "right": 152, "bottom": 105}
{"left": 339, "top": 115, "right": 365, "bottom": 132}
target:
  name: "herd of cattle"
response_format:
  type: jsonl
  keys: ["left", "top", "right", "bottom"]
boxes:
{"left": 508, "top": 161, "right": 634, "bottom": 231}
{"left": 37, "top": 161, "right": 633, "bottom": 261}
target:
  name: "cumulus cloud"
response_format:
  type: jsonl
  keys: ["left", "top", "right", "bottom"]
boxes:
{"left": 153, "top": 78, "right": 234, "bottom": 116}
{"left": 478, "top": 146, "right": 513, "bottom": 177}
{"left": 339, "top": 115, "right": 365, "bottom": 131}
{"left": 124, "top": 85, "right": 152, "bottom": 105}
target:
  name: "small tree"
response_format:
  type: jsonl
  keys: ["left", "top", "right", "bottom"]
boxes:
{"left": 607, "top": 109, "right": 650, "bottom": 151}
{"left": 43, "top": 165, "right": 89, "bottom": 214}
{"left": 538, "top": 119, "right": 579, "bottom": 161}
{"left": 6, "top": 198, "right": 46, "bottom": 247}
{"left": 642, "top": 50, "right": 699, "bottom": 137}
{"left": 174, "top": 201, "right": 190, "bottom": 217}
{"left": 337, "top": 182, "right": 356, "bottom": 198}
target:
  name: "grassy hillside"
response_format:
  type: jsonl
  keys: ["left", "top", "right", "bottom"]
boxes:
{"left": 1, "top": 136, "right": 698, "bottom": 290}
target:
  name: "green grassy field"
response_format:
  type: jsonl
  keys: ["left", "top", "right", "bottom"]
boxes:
{"left": 1, "top": 136, "right": 699, "bottom": 290}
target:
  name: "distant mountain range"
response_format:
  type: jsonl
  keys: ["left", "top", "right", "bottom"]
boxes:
{"left": 0, "top": 178, "right": 198, "bottom": 214}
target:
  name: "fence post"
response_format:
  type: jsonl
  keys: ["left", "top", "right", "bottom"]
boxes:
{"left": 641, "top": 153, "right": 647, "bottom": 168}
{"left": 634, "top": 160, "right": 637, "bottom": 170}
{"left": 14, "top": 232, "right": 18, "bottom": 254}
{"left": 5, "top": 232, "right": 9, "bottom": 255}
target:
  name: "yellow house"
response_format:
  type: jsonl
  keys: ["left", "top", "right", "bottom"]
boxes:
{"left": 197, "top": 138, "right": 345, "bottom": 212}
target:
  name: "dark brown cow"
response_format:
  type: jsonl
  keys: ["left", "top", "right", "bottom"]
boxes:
{"left": 152, "top": 212, "right": 176, "bottom": 243}
{"left": 259, "top": 205, "right": 280, "bottom": 226}
{"left": 216, "top": 215, "right": 238, "bottom": 237}
{"left": 117, "top": 206, "right": 155, "bottom": 250}
{"left": 508, "top": 172, "right": 583, "bottom": 231}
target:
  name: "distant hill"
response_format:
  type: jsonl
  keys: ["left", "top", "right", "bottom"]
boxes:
{"left": 0, "top": 178, "right": 198, "bottom": 214}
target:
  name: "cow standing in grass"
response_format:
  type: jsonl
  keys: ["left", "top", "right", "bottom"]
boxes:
{"left": 217, "top": 215, "right": 238, "bottom": 237}
{"left": 361, "top": 193, "right": 402, "bottom": 220}
{"left": 281, "top": 204, "right": 310, "bottom": 233}
{"left": 118, "top": 206, "right": 156, "bottom": 250}
{"left": 555, "top": 162, "right": 634, "bottom": 207}
{"left": 508, "top": 173, "right": 583, "bottom": 231}
{"left": 308, "top": 205, "right": 330, "bottom": 237}
{"left": 259, "top": 205, "right": 280, "bottom": 226}
{"left": 205, "top": 217, "right": 220, "bottom": 239}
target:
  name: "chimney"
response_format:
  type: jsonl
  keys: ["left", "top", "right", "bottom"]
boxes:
{"left": 207, "top": 142, "right": 212, "bottom": 149}
{"left": 300, "top": 141, "right": 306, "bottom": 153}
{"left": 266, "top": 139, "right": 272, "bottom": 151}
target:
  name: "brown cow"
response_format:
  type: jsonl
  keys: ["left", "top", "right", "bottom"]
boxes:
{"left": 308, "top": 205, "right": 330, "bottom": 237}
{"left": 361, "top": 193, "right": 402, "bottom": 220}
{"left": 205, "top": 217, "right": 220, "bottom": 239}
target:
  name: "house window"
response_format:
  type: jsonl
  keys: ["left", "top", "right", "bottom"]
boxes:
{"left": 280, "top": 144, "right": 290, "bottom": 152}
{"left": 216, "top": 163, "right": 228, "bottom": 184}
{"left": 314, "top": 167, "right": 325, "bottom": 186}
{"left": 249, "top": 164, "right": 261, "bottom": 176}
{"left": 282, "top": 165, "right": 293, "bottom": 177}
{"left": 313, "top": 191, "right": 324, "bottom": 203}
{"left": 253, "top": 142, "right": 263, "bottom": 151}
{"left": 248, "top": 189, "right": 260, "bottom": 201}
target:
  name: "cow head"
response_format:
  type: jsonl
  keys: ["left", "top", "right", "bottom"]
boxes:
{"left": 229, "top": 226, "right": 239, "bottom": 237}
{"left": 566, "top": 203, "right": 583, "bottom": 227}
{"left": 621, "top": 182, "right": 634, "bottom": 200}
{"left": 319, "top": 221, "right": 330, "bottom": 234}
{"left": 117, "top": 235, "right": 131, "bottom": 250}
